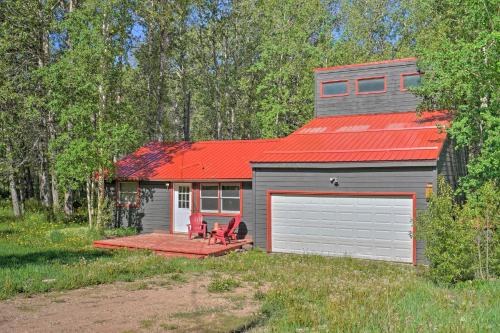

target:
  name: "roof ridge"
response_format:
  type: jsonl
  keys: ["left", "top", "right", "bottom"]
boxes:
{"left": 314, "top": 57, "right": 417, "bottom": 72}
{"left": 192, "top": 138, "right": 280, "bottom": 144}
{"left": 262, "top": 146, "right": 439, "bottom": 154}
{"left": 306, "top": 110, "right": 450, "bottom": 121}
{"left": 293, "top": 125, "right": 444, "bottom": 136}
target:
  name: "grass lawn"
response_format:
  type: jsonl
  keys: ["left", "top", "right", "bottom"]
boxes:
{"left": 0, "top": 208, "right": 498, "bottom": 332}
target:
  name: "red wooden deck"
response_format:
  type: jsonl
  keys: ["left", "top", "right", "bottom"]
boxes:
{"left": 93, "top": 233, "right": 253, "bottom": 259}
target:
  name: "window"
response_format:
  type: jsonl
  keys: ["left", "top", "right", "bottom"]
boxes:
{"left": 118, "top": 182, "right": 138, "bottom": 205}
{"left": 200, "top": 184, "right": 219, "bottom": 212}
{"left": 401, "top": 73, "right": 421, "bottom": 91}
{"left": 321, "top": 80, "right": 348, "bottom": 97}
{"left": 221, "top": 184, "right": 240, "bottom": 212}
{"left": 200, "top": 183, "right": 241, "bottom": 214}
{"left": 177, "top": 185, "right": 190, "bottom": 209}
{"left": 356, "top": 76, "right": 386, "bottom": 94}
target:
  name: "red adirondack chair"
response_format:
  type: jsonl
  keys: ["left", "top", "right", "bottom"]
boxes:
{"left": 209, "top": 215, "right": 241, "bottom": 245}
{"left": 187, "top": 213, "right": 207, "bottom": 239}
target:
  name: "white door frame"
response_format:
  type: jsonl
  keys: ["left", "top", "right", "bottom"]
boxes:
{"left": 173, "top": 183, "right": 192, "bottom": 233}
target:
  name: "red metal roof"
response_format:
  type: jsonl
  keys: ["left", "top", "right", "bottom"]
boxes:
{"left": 116, "top": 111, "right": 450, "bottom": 180}
{"left": 251, "top": 111, "right": 450, "bottom": 164}
{"left": 115, "top": 139, "right": 279, "bottom": 181}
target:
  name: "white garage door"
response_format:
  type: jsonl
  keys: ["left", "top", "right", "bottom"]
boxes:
{"left": 270, "top": 193, "right": 414, "bottom": 263}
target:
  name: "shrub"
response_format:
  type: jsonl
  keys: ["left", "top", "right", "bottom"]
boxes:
{"left": 23, "top": 198, "right": 46, "bottom": 213}
{"left": 418, "top": 177, "right": 476, "bottom": 284}
{"left": 461, "top": 181, "right": 499, "bottom": 278}
{"left": 419, "top": 178, "right": 499, "bottom": 284}
{"left": 103, "top": 227, "right": 138, "bottom": 238}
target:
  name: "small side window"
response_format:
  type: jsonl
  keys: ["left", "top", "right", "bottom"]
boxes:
{"left": 118, "top": 182, "right": 138, "bottom": 206}
{"left": 401, "top": 73, "right": 421, "bottom": 91}
{"left": 321, "top": 80, "right": 348, "bottom": 97}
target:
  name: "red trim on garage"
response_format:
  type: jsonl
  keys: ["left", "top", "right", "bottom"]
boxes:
{"left": 266, "top": 191, "right": 272, "bottom": 253}
{"left": 412, "top": 193, "right": 417, "bottom": 265}
{"left": 266, "top": 190, "right": 417, "bottom": 266}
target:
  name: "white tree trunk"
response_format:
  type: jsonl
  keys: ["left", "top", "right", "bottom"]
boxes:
{"left": 64, "top": 190, "right": 73, "bottom": 216}
{"left": 7, "top": 143, "right": 21, "bottom": 217}
{"left": 86, "top": 179, "right": 94, "bottom": 228}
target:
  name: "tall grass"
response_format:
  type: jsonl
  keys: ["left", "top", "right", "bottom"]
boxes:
{"left": 0, "top": 206, "right": 188, "bottom": 299}
{"left": 202, "top": 251, "right": 499, "bottom": 332}
{"left": 0, "top": 206, "right": 498, "bottom": 331}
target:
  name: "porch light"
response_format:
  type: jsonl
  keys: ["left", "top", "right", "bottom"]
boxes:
{"left": 166, "top": 182, "right": 171, "bottom": 190}
{"left": 425, "top": 183, "right": 433, "bottom": 201}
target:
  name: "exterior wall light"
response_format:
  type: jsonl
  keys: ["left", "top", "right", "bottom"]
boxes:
{"left": 330, "top": 177, "right": 339, "bottom": 186}
{"left": 425, "top": 183, "right": 433, "bottom": 201}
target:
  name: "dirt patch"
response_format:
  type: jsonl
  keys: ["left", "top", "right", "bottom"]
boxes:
{"left": 0, "top": 273, "right": 264, "bottom": 333}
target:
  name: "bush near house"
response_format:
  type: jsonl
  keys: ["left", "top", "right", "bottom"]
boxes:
{"left": 418, "top": 178, "right": 499, "bottom": 284}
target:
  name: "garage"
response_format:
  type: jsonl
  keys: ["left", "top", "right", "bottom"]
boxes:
{"left": 267, "top": 191, "right": 416, "bottom": 264}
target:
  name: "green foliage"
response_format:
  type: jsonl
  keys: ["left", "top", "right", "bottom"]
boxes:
{"left": 22, "top": 199, "right": 46, "bottom": 214}
{"left": 461, "top": 181, "right": 500, "bottom": 278}
{"left": 419, "top": 177, "right": 499, "bottom": 283}
{"left": 45, "top": 0, "right": 140, "bottom": 190}
{"left": 414, "top": 0, "right": 499, "bottom": 192}
{"left": 418, "top": 178, "right": 476, "bottom": 283}
{"left": 102, "top": 227, "right": 138, "bottom": 239}
{"left": 251, "top": 0, "right": 331, "bottom": 138}
{"left": 207, "top": 276, "right": 241, "bottom": 293}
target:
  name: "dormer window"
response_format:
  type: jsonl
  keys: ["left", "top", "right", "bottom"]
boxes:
{"left": 356, "top": 76, "right": 386, "bottom": 95}
{"left": 320, "top": 80, "right": 348, "bottom": 97}
{"left": 400, "top": 73, "right": 421, "bottom": 91}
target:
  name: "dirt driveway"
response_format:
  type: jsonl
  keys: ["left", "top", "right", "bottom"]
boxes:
{"left": 0, "top": 273, "right": 262, "bottom": 333}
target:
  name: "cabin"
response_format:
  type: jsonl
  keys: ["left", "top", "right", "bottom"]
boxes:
{"left": 110, "top": 58, "right": 466, "bottom": 264}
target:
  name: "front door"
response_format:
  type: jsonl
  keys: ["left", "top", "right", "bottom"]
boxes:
{"left": 174, "top": 183, "right": 191, "bottom": 233}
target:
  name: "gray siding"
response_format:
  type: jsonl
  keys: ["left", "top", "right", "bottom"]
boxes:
{"left": 315, "top": 59, "right": 421, "bottom": 117}
{"left": 114, "top": 181, "right": 170, "bottom": 233}
{"left": 112, "top": 181, "right": 254, "bottom": 236}
{"left": 253, "top": 166, "right": 437, "bottom": 264}
{"left": 193, "top": 182, "right": 254, "bottom": 240}
{"left": 437, "top": 140, "right": 467, "bottom": 189}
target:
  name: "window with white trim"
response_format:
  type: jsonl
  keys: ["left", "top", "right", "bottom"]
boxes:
{"left": 200, "top": 183, "right": 241, "bottom": 214}
{"left": 118, "top": 182, "right": 138, "bottom": 205}
{"left": 177, "top": 185, "right": 190, "bottom": 209}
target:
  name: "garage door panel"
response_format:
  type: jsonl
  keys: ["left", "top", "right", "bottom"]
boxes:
{"left": 270, "top": 194, "right": 414, "bottom": 263}
{"left": 272, "top": 242, "right": 404, "bottom": 261}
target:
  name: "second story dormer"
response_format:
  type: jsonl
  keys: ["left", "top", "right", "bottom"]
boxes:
{"left": 314, "top": 58, "right": 421, "bottom": 117}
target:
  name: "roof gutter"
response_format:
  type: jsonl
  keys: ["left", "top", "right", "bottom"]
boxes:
{"left": 114, "top": 178, "right": 252, "bottom": 182}
{"left": 250, "top": 160, "right": 437, "bottom": 169}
